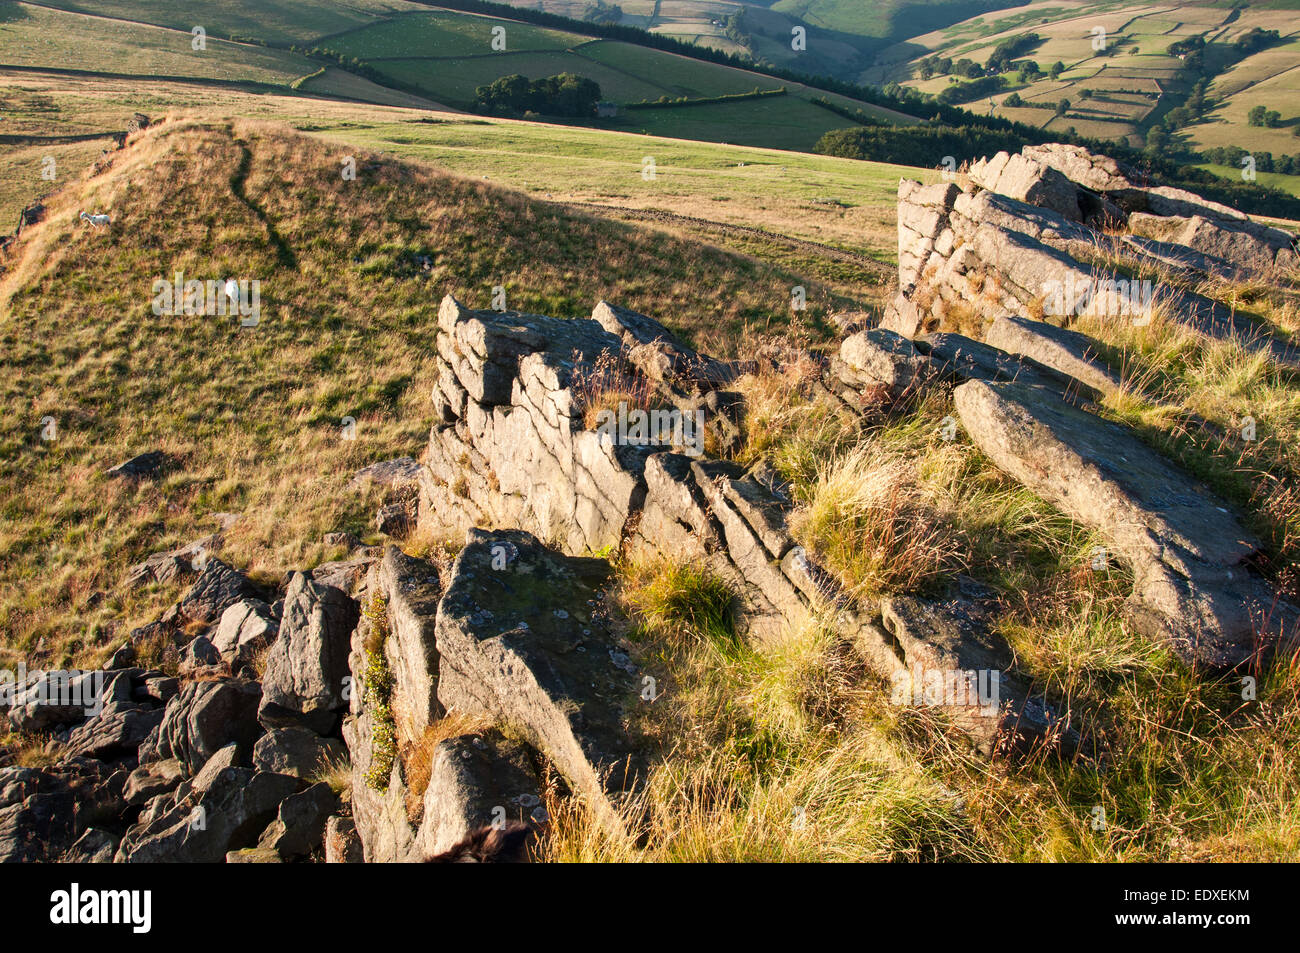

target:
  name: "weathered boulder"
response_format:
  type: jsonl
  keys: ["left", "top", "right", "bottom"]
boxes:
{"left": 64, "top": 828, "right": 119, "bottom": 862}
{"left": 0, "top": 760, "right": 126, "bottom": 862}
{"left": 1128, "top": 211, "right": 1297, "bottom": 277}
{"left": 258, "top": 572, "right": 359, "bottom": 735}
{"left": 0, "top": 796, "right": 73, "bottom": 862}
{"left": 1021, "top": 142, "right": 1140, "bottom": 195}
{"left": 880, "top": 581, "right": 1076, "bottom": 756}
{"left": 413, "top": 731, "right": 542, "bottom": 859}
{"left": 66, "top": 702, "right": 165, "bottom": 761}
{"left": 834, "top": 327, "right": 929, "bottom": 400}
{"left": 968, "top": 149, "right": 1090, "bottom": 222}
{"left": 917, "top": 332, "right": 1089, "bottom": 402}
{"left": 890, "top": 166, "right": 1299, "bottom": 369}
{"left": 179, "top": 634, "right": 223, "bottom": 676}
{"left": 324, "top": 814, "right": 363, "bottom": 863}
{"left": 253, "top": 726, "right": 345, "bottom": 779}
{"left": 139, "top": 678, "right": 263, "bottom": 774}
{"left": 105, "top": 451, "right": 170, "bottom": 480}
{"left": 115, "top": 754, "right": 300, "bottom": 863}
{"left": 257, "top": 780, "right": 339, "bottom": 858}
{"left": 124, "top": 532, "right": 221, "bottom": 589}
{"left": 123, "top": 758, "right": 186, "bottom": 806}
{"left": 954, "top": 378, "right": 1297, "bottom": 666}
{"left": 171, "top": 558, "right": 263, "bottom": 627}
{"left": 375, "top": 501, "right": 414, "bottom": 538}
{"left": 435, "top": 529, "right": 642, "bottom": 831}
{"left": 311, "top": 557, "right": 373, "bottom": 594}
{"left": 593, "top": 300, "right": 734, "bottom": 391}
{"left": 5, "top": 669, "right": 104, "bottom": 733}
{"left": 212, "top": 598, "right": 277, "bottom": 662}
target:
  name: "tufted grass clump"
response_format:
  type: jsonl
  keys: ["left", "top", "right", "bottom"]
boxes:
{"left": 623, "top": 559, "right": 739, "bottom": 654}
{"left": 539, "top": 559, "right": 984, "bottom": 862}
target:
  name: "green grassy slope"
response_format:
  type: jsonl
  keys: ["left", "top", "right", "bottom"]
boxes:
{"left": 318, "top": 9, "right": 913, "bottom": 149}
{"left": 0, "top": 1, "right": 317, "bottom": 84}
{"left": 0, "top": 1, "right": 919, "bottom": 154}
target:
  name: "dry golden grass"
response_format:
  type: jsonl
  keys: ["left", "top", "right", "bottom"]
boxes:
{"left": 0, "top": 115, "right": 845, "bottom": 669}
{"left": 401, "top": 710, "right": 493, "bottom": 820}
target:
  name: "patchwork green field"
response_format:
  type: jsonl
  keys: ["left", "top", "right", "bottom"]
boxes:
{"left": 317, "top": 11, "right": 914, "bottom": 148}
{"left": 0, "top": 1, "right": 917, "bottom": 156}
{"left": 861, "top": 0, "right": 1300, "bottom": 152}
{"left": 3, "top": 0, "right": 1300, "bottom": 875}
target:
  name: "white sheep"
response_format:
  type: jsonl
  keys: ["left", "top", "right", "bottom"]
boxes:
{"left": 80, "top": 211, "right": 110, "bottom": 228}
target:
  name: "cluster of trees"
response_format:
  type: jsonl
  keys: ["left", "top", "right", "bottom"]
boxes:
{"left": 722, "top": 10, "right": 751, "bottom": 48}
{"left": 986, "top": 33, "right": 1042, "bottom": 72}
{"left": 1233, "top": 28, "right": 1280, "bottom": 55}
{"left": 1202, "top": 145, "right": 1300, "bottom": 175}
{"left": 815, "top": 124, "right": 1033, "bottom": 167}
{"left": 285, "top": 45, "right": 390, "bottom": 86}
{"left": 917, "top": 56, "right": 980, "bottom": 80}
{"left": 935, "top": 74, "right": 1005, "bottom": 105}
{"left": 1248, "top": 105, "right": 1285, "bottom": 128}
{"left": 1002, "top": 93, "right": 1070, "bottom": 114}
{"left": 1167, "top": 35, "right": 1205, "bottom": 57}
{"left": 473, "top": 73, "right": 603, "bottom": 117}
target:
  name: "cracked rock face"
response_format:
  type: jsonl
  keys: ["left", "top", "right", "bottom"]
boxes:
{"left": 434, "top": 529, "right": 641, "bottom": 830}
{"left": 889, "top": 153, "right": 1300, "bottom": 368}
{"left": 140, "top": 678, "right": 263, "bottom": 774}
{"left": 258, "top": 573, "right": 359, "bottom": 735}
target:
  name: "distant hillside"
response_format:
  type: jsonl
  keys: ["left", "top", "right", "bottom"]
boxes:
{"left": 0, "top": 0, "right": 918, "bottom": 153}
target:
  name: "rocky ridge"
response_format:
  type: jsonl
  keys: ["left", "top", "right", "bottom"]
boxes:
{"left": 3, "top": 141, "right": 1297, "bottom": 862}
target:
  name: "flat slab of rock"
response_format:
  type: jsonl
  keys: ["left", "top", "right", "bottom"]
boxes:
{"left": 919, "top": 332, "right": 1092, "bottom": 402}
{"left": 435, "top": 529, "right": 641, "bottom": 830}
{"left": 880, "top": 582, "right": 1077, "bottom": 756}
{"left": 984, "top": 314, "right": 1123, "bottom": 399}
{"left": 348, "top": 457, "right": 422, "bottom": 492}
{"left": 66, "top": 703, "right": 165, "bottom": 761}
{"left": 954, "top": 378, "right": 1296, "bottom": 665}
